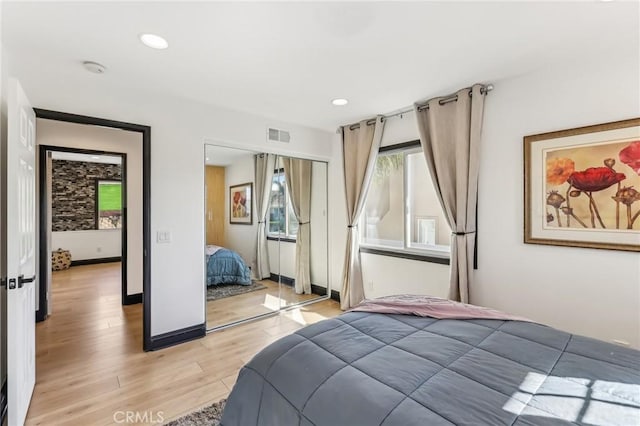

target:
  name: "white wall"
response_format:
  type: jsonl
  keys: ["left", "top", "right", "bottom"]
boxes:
{"left": 473, "top": 52, "right": 640, "bottom": 348}
{"left": 223, "top": 152, "right": 257, "bottom": 271}
{"left": 36, "top": 119, "right": 143, "bottom": 296}
{"left": 10, "top": 64, "right": 335, "bottom": 336}
{"left": 51, "top": 230, "right": 121, "bottom": 261}
{"left": 20, "top": 87, "right": 334, "bottom": 337}
{"left": 14, "top": 31, "right": 636, "bottom": 347}
{"left": 381, "top": 112, "right": 420, "bottom": 147}
{"left": 268, "top": 239, "right": 295, "bottom": 279}
{"left": 309, "top": 161, "right": 328, "bottom": 287}
{"left": 362, "top": 254, "right": 449, "bottom": 299}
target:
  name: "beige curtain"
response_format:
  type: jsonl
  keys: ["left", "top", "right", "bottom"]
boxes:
{"left": 340, "top": 116, "right": 385, "bottom": 309}
{"left": 283, "top": 158, "right": 312, "bottom": 294}
{"left": 255, "top": 154, "right": 276, "bottom": 279}
{"left": 414, "top": 84, "right": 486, "bottom": 303}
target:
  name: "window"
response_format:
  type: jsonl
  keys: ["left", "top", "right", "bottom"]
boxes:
{"left": 268, "top": 171, "right": 298, "bottom": 238}
{"left": 360, "top": 143, "right": 450, "bottom": 257}
{"left": 96, "top": 180, "right": 123, "bottom": 229}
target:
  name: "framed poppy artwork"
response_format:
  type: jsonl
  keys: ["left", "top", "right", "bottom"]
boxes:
{"left": 229, "top": 182, "right": 253, "bottom": 225}
{"left": 525, "top": 118, "right": 640, "bottom": 252}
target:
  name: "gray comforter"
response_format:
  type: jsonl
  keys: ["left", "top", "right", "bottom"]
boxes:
{"left": 221, "top": 311, "right": 640, "bottom": 425}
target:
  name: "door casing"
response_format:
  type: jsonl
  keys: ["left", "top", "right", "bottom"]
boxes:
{"left": 34, "top": 109, "right": 153, "bottom": 351}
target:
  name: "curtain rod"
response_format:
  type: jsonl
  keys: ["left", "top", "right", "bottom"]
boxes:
{"left": 345, "top": 83, "right": 494, "bottom": 131}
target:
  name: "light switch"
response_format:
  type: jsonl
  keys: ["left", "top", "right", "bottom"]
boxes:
{"left": 157, "top": 230, "right": 172, "bottom": 243}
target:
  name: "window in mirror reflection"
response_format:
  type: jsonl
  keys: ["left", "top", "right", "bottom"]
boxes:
{"left": 269, "top": 170, "right": 298, "bottom": 238}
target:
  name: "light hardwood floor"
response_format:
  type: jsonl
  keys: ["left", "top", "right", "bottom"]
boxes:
{"left": 206, "top": 279, "right": 323, "bottom": 329}
{"left": 27, "top": 263, "right": 340, "bottom": 425}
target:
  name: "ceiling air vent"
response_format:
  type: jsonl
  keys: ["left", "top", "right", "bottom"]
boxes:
{"left": 267, "top": 127, "right": 291, "bottom": 143}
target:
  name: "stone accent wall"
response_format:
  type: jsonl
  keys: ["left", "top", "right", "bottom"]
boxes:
{"left": 52, "top": 160, "right": 122, "bottom": 231}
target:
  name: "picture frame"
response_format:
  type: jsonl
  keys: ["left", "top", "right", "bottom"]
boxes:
{"left": 229, "top": 182, "right": 253, "bottom": 225}
{"left": 524, "top": 118, "right": 640, "bottom": 252}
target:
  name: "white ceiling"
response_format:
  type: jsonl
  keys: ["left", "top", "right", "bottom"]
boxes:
{"left": 51, "top": 151, "right": 122, "bottom": 165}
{"left": 3, "top": 1, "right": 638, "bottom": 131}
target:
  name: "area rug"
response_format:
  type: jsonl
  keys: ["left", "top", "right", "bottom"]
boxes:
{"left": 207, "top": 281, "right": 266, "bottom": 301}
{"left": 165, "top": 399, "right": 226, "bottom": 426}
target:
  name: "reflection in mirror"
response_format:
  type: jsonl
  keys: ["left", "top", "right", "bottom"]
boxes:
{"left": 271, "top": 156, "right": 328, "bottom": 308}
{"left": 204, "top": 145, "right": 328, "bottom": 331}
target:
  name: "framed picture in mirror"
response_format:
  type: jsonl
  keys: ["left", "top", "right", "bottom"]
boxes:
{"left": 230, "top": 182, "right": 253, "bottom": 225}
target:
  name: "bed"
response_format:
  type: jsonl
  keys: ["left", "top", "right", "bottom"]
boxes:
{"left": 221, "top": 295, "right": 640, "bottom": 426}
{"left": 205, "top": 245, "right": 251, "bottom": 286}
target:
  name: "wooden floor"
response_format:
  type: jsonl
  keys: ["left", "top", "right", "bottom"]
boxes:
{"left": 27, "top": 263, "right": 341, "bottom": 425}
{"left": 206, "top": 279, "right": 323, "bottom": 329}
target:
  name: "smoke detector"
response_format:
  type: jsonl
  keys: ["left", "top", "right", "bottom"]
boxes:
{"left": 83, "top": 61, "right": 106, "bottom": 74}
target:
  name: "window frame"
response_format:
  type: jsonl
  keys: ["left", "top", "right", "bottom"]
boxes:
{"left": 267, "top": 168, "right": 298, "bottom": 240}
{"left": 359, "top": 140, "right": 451, "bottom": 262}
{"left": 95, "top": 178, "right": 123, "bottom": 230}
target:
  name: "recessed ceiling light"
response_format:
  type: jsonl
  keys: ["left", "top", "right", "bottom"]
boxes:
{"left": 139, "top": 33, "right": 169, "bottom": 50}
{"left": 331, "top": 98, "right": 349, "bottom": 106}
{"left": 91, "top": 156, "right": 100, "bottom": 160}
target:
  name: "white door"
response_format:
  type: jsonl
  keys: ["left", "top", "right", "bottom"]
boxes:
{"left": 6, "top": 79, "right": 36, "bottom": 426}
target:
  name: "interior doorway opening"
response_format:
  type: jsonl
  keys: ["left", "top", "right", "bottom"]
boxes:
{"left": 39, "top": 146, "right": 128, "bottom": 319}
{"left": 34, "top": 110, "right": 152, "bottom": 351}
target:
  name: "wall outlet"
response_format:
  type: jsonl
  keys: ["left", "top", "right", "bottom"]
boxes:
{"left": 368, "top": 281, "right": 374, "bottom": 290}
{"left": 96, "top": 247, "right": 102, "bottom": 253}
{"left": 156, "top": 230, "right": 172, "bottom": 244}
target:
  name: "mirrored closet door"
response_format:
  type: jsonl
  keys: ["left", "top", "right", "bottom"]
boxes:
{"left": 204, "top": 144, "right": 328, "bottom": 331}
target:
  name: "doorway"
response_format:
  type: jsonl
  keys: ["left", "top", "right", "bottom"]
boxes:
{"left": 39, "top": 146, "right": 129, "bottom": 314}
{"left": 34, "top": 109, "right": 152, "bottom": 350}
